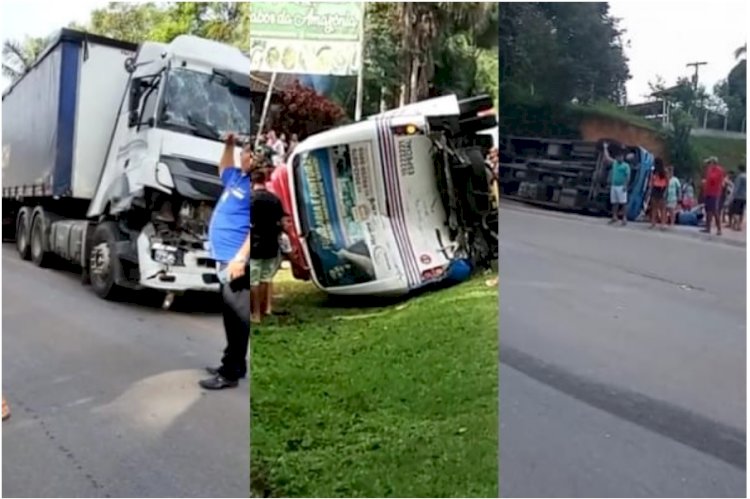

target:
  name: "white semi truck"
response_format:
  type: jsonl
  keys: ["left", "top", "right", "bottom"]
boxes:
{"left": 2, "top": 29, "right": 252, "bottom": 305}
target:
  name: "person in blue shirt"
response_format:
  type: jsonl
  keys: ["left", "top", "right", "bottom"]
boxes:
{"left": 200, "top": 132, "right": 253, "bottom": 390}
{"left": 603, "top": 142, "right": 631, "bottom": 225}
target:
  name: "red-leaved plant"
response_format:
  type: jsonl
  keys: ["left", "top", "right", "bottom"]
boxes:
{"left": 272, "top": 81, "right": 347, "bottom": 140}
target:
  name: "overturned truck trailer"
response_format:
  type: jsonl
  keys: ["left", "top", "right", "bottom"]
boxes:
{"left": 498, "top": 135, "right": 654, "bottom": 221}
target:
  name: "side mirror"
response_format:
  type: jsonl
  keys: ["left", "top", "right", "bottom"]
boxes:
{"left": 127, "top": 79, "right": 142, "bottom": 128}
{"left": 124, "top": 57, "right": 136, "bottom": 74}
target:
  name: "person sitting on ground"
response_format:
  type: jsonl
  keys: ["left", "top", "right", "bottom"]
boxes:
{"left": 702, "top": 156, "right": 725, "bottom": 236}
{"left": 681, "top": 179, "right": 695, "bottom": 211}
{"left": 650, "top": 158, "right": 669, "bottom": 230}
{"left": 730, "top": 163, "right": 746, "bottom": 232}
{"left": 250, "top": 168, "right": 285, "bottom": 324}
{"left": 602, "top": 142, "right": 630, "bottom": 225}
{"left": 666, "top": 165, "right": 681, "bottom": 227}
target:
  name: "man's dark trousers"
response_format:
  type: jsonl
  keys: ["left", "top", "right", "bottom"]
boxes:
{"left": 218, "top": 267, "right": 250, "bottom": 381}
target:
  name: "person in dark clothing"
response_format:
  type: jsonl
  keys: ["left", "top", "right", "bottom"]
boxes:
{"left": 249, "top": 168, "right": 285, "bottom": 324}
{"left": 199, "top": 133, "right": 252, "bottom": 390}
{"left": 650, "top": 158, "right": 668, "bottom": 230}
{"left": 730, "top": 163, "right": 746, "bottom": 231}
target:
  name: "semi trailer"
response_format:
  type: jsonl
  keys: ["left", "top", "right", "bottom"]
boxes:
{"left": 498, "top": 135, "right": 654, "bottom": 221}
{"left": 2, "top": 29, "right": 252, "bottom": 305}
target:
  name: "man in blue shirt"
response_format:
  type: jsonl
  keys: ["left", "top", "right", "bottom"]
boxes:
{"left": 603, "top": 142, "right": 631, "bottom": 225}
{"left": 200, "top": 132, "right": 252, "bottom": 390}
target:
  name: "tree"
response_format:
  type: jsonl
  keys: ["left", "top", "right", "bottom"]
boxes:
{"left": 336, "top": 3, "right": 498, "bottom": 117}
{"left": 499, "top": 2, "right": 630, "bottom": 107}
{"left": 271, "top": 82, "right": 346, "bottom": 139}
{"left": 735, "top": 43, "right": 747, "bottom": 60}
{"left": 85, "top": 2, "right": 248, "bottom": 47}
{"left": 396, "top": 2, "right": 497, "bottom": 104}
{"left": 2, "top": 36, "right": 49, "bottom": 81}
{"left": 714, "top": 43, "right": 746, "bottom": 132}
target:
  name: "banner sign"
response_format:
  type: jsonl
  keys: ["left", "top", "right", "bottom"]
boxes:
{"left": 249, "top": 2, "right": 364, "bottom": 76}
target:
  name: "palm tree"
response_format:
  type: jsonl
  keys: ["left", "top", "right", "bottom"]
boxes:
{"left": 2, "top": 37, "right": 47, "bottom": 82}
{"left": 735, "top": 43, "right": 747, "bottom": 60}
{"left": 396, "top": 3, "right": 496, "bottom": 104}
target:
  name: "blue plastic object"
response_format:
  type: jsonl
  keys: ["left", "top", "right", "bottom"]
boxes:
{"left": 445, "top": 259, "right": 473, "bottom": 283}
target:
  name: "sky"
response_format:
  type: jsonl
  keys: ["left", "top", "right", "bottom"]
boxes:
{"left": 1, "top": 0, "right": 109, "bottom": 91}
{"left": 609, "top": 0, "right": 747, "bottom": 104}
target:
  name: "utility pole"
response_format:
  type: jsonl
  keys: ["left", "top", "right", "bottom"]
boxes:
{"left": 686, "top": 61, "right": 707, "bottom": 91}
{"left": 686, "top": 61, "right": 708, "bottom": 119}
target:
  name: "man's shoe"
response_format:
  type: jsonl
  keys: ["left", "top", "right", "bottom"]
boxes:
{"left": 205, "top": 366, "right": 246, "bottom": 379}
{"left": 199, "top": 375, "right": 239, "bottom": 390}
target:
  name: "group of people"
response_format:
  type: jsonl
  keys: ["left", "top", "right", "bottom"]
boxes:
{"left": 256, "top": 129, "right": 299, "bottom": 168}
{"left": 199, "top": 132, "right": 301, "bottom": 390}
{"left": 698, "top": 157, "right": 746, "bottom": 235}
{"left": 604, "top": 142, "right": 746, "bottom": 235}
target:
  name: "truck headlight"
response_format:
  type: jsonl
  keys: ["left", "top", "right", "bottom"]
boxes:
{"left": 156, "top": 162, "right": 175, "bottom": 189}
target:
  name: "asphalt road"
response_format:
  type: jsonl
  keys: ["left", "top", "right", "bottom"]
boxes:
{"left": 2, "top": 245, "right": 249, "bottom": 497}
{"left": 499, "top": 205, "right": 746, "bottom": 497}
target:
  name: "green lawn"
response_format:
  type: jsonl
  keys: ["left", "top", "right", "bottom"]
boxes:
{"left": 693, "top": 136, "right": 747, "bottom": 173}
{"left": 250, "top": 270, "right": 498, "bottom": 498}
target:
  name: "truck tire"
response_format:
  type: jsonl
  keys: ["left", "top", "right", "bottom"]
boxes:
{"left": 30, "top": 209, "right": 58, "bottom": 268}
{"left": 89, "top": 222, "right": 125, "bottom": 300}
{"left": 15, "top": 208, "right": 32, "bottom": 261}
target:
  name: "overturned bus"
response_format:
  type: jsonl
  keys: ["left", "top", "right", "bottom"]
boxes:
{"left": 269, "top": 95, "right": 498, "bottom": 297}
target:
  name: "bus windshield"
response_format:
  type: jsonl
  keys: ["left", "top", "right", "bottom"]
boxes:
{"left": 293, "top": 144, "right": 379, "bottom": 288}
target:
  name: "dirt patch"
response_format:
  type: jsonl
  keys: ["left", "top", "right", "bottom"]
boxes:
{"left": 580, "top": 116, "right": 667, "bottom": 159}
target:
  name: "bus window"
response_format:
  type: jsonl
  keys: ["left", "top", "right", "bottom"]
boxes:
{"left": 293, "top": 144, "right": 378, "bottom": 289}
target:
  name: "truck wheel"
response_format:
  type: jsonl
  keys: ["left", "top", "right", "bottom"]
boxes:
{"left": 89, "top": 222, "right": 124, "bottom": 300}
{"left": 15, "top": 208, "right": 31, "bottom": 260}
{"left": 30, "top": 213, "right": 53, "bottom": 267}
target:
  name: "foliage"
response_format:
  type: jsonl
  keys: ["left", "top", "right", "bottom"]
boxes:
{"left": 693, "top": 136, "right": 747, "bottom": 174}
{"left": 714, "top": 45, "right": 746, "bottom": 132}
{"left": 667, "top": 109, "right": 698, "bottom": 176}
{"left": 499, "top": 2, "right": 630, "bottom": 112}
{"left": 354, "top": 2, "right": 497, "bottom": 115}
{"left": 251, "top": 271, "right": 498, "bottom": 497}
{"left": 2, "top": 36, "right": 49, "bottom": 81}
{"left": 87, "top": 2, "right": 249, "bottom": 47}
{"left": 273, "top": 82, "right": 347, "bottom": 140}
{"left": 576, "top": 101, "right": 660, "bottom": 132}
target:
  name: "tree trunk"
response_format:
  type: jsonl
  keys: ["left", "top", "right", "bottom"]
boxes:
{"left": 409, "top": 57, "right": 420, "bottom": 104}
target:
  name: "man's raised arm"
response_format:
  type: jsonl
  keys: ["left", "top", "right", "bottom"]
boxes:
{"left": 219, "top": 132, "right": 237, "bottom": 176}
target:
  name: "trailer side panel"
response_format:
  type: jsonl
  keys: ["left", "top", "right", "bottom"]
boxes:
{"left": 2, "top": 45, "right": 66, "bottom": 198}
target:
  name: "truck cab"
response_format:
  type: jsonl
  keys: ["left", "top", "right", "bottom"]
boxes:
{"left": 283, "top": 95, "right": 497, "bottom": 296}
{"left": 87, "top": 35, "right": 252, "bottom": 297}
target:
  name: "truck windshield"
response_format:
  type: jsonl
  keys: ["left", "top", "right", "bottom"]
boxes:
{"left": 159, "top": 68, "right": 250, "bottom": 140}
{"left": 293, "top": 145, "right": 378, "bottom": 288}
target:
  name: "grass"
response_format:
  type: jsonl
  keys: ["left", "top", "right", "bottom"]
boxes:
{"left": 574, "top": 101, "right": 662, "bottom": 133}
{"left": 250, "top": 269, "right": 498, "bottom": 498}
{"left": 693, "top": 136, "right": 747, "bottom": 172}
